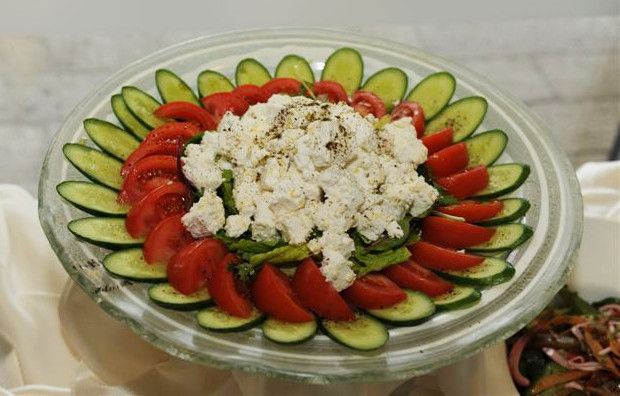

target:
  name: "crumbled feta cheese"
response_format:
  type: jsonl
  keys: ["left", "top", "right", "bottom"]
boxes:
{"left": 182, "top": 191, "right": 225, "bottom": 238}
{"left": 320, "top": 250, "right": 357, "bottom": 291}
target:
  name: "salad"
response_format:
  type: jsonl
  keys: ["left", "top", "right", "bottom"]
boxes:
{"left": 58, "top": 47, "right": 532, "bottom": 350}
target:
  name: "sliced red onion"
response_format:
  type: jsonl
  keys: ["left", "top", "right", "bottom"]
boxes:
{"left": 570, "top": 322, "right": 587, "bottom": 342}
{"left": 543, "top": 348, "right": 602, "bottom": 371}
{"left": 599, "top": 346, "right": 612, "bottom": 356}
{"left": 599, "top": 304, "right": 620, "bottom": 314}
{"left": 564, "top": 381, "right": 584, "bottom": 391}
{"left": 508, "top": 334, "right": 531, "bottom": 387}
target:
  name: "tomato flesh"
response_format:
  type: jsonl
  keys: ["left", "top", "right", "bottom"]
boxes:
{"left": 201, "top": 92, "right": 249, "bottom": 122}
{"left": 426, "top": 142, "right": 469, "bottom": 177}
{"left": 341, "top": 273, "right": 406, "bottom": 309}
{"left": 408, "top": 241, "right": 484, "bottom": 271}
{"left": 351, "top": 91, "right": 386, "bottom": 118}
{"left": 421, "top": 216, "right": 495, "bottom": 248}
{"left": 383, "top": 261, "right": 454, "bottom": 297}
{"left": 119, "top": 155, "right": 181, "bottom": 204}
{"left": 143, "top": 214, "right": 194, "bottom": 264}
{"left": 436, "top": 200, "right": 503, "bottom": 223}
{"left": 154, "top": 102, "right": 216, "bottom": 131}
{"left": 391, "top": 102, "right": 425, "bottom": 137}
{"left": 313, "top": 81, "right": 349, "bottom": 104}
{"left": 208, "top": 253, "right": 253, "bottom": 318}
{"left": 291, "top": 258, "right": 355, "bottom": 321}
{"left": 233, "top": 84, "right": 268, "bottom": 105}
{"left": 435, "top": 166, "right": 489, "bottom": 200}
{"left": 421, "top": 127, "right": 454, "bottom": 155}
{"left": 261, "top": 78, "right": 303, "bottom": 98}
{"left": 168, "top": 238, "right": 228, "bottom": 295}
{"left": 251, "top": 264, "right": 313, "bottom": 322}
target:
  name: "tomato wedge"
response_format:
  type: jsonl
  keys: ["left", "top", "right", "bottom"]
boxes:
{"left": 261, "top": 78, "right": 303, "bottom": 98}
{"left": 341, "top": 273, "right": 406, "bottom": 309}
{"left": 383, "top": 261, "right": 454, "bottom": 297}
{"left": 408, "top": 241, "right": 484, "bottom": 271}
{"left": 426, "top": 142, "right": 469, "bottom": 177}
{"left": 421, "top": 127, "right": 454, "bottom": 155}
{"left": 119, "top": 155, "right": 181, "bottom": 204}
{"left": 435, "top": 166, "right": 489, "bottom": 200}
{"left": 436, "top": 200, "right": 503, "bottom": 223}
{"left": 251, "top": 264, "right": 313, "bottom": 322}
{"left": 351, "top": 91, "right": 386, "bottom": 118}
{"left": 168, "top": 238, "right": 228, "bottom": 295}
{"left": 291, "top": 258, "right": 355, "bottom": 321}
{"left": 313, "top": 81, "right": 348, "bottom": 104}
{"left": 154, "top": 102, "right": 216, "bottom": 131}
{"left": 208, "top": 253, "right": 253, "bottom": 318}
{"left": 421, "top": 216, "right": 495, "bottom": 248}
{"left": 125, "top": 182, "right": 191, "bottom": 238}
{"left": 201, "top": 92, "right": 249, "bottom": 122}
{"left": 233, "top": 84, "right": 268, "bottom": 105}
{"left": 143, "top": 214, "right": 194, "bottom": 264}
{"left": 391, "top": 102, "right": 425, "bottom": 137}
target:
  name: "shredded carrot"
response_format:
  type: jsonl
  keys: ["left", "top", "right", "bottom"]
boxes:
{"left": 530, "top": 371, "right": 589, "bottom": 395}
{"left": 584, "top": 329, "right": 620, "bottom": 377}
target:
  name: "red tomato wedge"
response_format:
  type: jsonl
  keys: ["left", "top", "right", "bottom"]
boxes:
{"left": 408, "top": 241, "right": 484, "bottom": 271}
{"left": 168, "top": 238, "right": 228, "bottom": 295}
{"left": 125, "top": 182, "right": 191, "bottom": 238}
{"left": 119, "top": 155, "right": 181, "bottom": 204}
{"left": 291, "top": 258, "right": 355, "bottom": 321}
{"left": 435, "top": 166, "right": 489, "bottom": 200}
{"left": 383, "top": 261, "right": 454, "bottom": 297}
{"left": 261, "top": 78, "right": 303, "bottom": 97}
{"left": 436, "top": 200, "right": 503, "bottom": 223}
{"left": 208, "top": 253, "right": 253, "bottom": 318}
{"left": 121, "top": 142, "right": 178, "bottom": 177}
{"left": 351, "top": 91, "right": 386, "bottom": 118}
{"left": 143, "top": 214, "right": 194, "bottom": 265}
{"left": 251, "top": 264, "right": 314, "bottom": 323}
{"left": 421, "top": 127, "right": 454, "bottom": 155}
{"left": 233, "top": 84, "right": 267, "bottom": 105}
{"left": 312, "top": 81, "right": 349, "bottom": 104}
{"left": 426, "top": 142, "right": 469, "bottom": 177}
{"left": 154, "top": 102, "right": 216, "bottom": 131}
{"left": 421, "top": 216, "right": 495, "bottom": 248}
{"left": 201, "top": 92, "right": 249, "bottom": 122}
{"left": 341, "top": 273, "right": 406, "bottom": 309}
{"left": 391, "top": 102, "right": 425, "bottom": 137}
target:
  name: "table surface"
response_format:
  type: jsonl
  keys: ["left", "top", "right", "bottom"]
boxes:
{"left": 1, "top": 15, "right": 618, "bottom": 194}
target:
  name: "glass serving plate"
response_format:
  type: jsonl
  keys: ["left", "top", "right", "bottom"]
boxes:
{"left": 38, "top": 28, "right": 582, "bottom": 384}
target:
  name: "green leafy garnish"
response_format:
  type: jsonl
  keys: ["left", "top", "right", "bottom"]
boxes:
{"left": 248, "top": 245, "right": 311, "bottom": 266}
{"left": 366, "top": 216, "right": 411, "bottom": 252}
{"left": 218, "top": 169, "right": 238, "bottom": 215}
{"left": 352, "top": 246, "right": 411, "bottom": 276}
{"left": 559, "top": 287, "right": 599, "bottom": 315}
{"left": 216, "top": 232, "right": 283, "bottom": 254}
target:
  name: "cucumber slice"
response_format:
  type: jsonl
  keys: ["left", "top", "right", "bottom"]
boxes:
{"left": 361, "top": 67, "right": 408, "bottom": 110}
{"left": 57, "top": 181, "right": 129, "bottom": 217}
{"left": 406, "top": 72, "right": 456, "bottom": 120}
{"left": 464, "top": 129, "right": 508, "bottom": 167}
{"left": 468, "top": 223, "right": 533, "bottom": 253}
{"left": 235, "top": 58, "right": 271, "bottom": 87}
{"left": 321, "top": 47, "right": 364, "bottom": 96}
{"left": 196, "top": 307, "right": 264, "bottom": 332}
{"left": 68, "top": 217, "right": 144, "bottom": 249}
{"left": 155, "top": 69, "right": 200, "bottom": 105}
{"left": 103, "top": 248, "right": 166, "bottom": 282}
{"left": 425, "top": 96, "right": 488, "bottom": 141}
{"left": 62, "top": 144, "right": 123, "bottom": 190}
{"left": 477, "top": 198, "right": 531, "bottom": 226}
{"left": 473, "top": 163, "right": 530, "bottom": 200}
{"left": 111, "top": 94, "right": 150, "bottom": 140}
{"left": 275, "top": 54, "right": 315, "bottom": 83}
{"left": 367, "top": 290, "right": 436, "bottom": 326}
{"left": 121, "top": 86, "right": 169, "bottom": 129}
{"left": 433, "top": 286, "right": 481, "bottom": 311}
{"left": 83, "top": 118, "right": 140, "bottom": 161}
{"left": 438, "top": 257, "right": 515, "bottom": 286}
{"left": 197, "top": 70, "right": 235, "bottom": 97}
{"left": 320, "top": 314, "right": 388, "bottom": 351}
{"left": 148, "top": 283, "right": 212, "bottom": 311}
{"left": 261, "top": 318, "right": 317, "bottom": 345}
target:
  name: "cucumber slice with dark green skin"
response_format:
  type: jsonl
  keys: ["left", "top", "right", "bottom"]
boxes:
{"left": 361, "top": 67, "right": 408, "bottom": 110}
{"left": 69, "top": 217, "right": 144, "bottom": 249}
{"left": 103, "top": 248, "right": 166, "bottom": 282}
{"left": 121, "top": 86, "right": 169, "bottom": 129}
{"left": 473, "top": 163, "right": 530, "bottom": 200}
{"left": 261, "top": 318, "right": 318, "bottom": 344}
{"left": 433, "top": 286, "right": 481, "bottom": 311}
{"left": 197, "top": 70, "right": 235, "bottom": 97}
{"left": 468, "top": 223, "right": 533, "bottom": 253}
{"left": 321, "top": 47, "right": 364, "bottom": 96}
{"left": 111, "top": 94, "right": 150, "bottom": 140}
{"left": 148, "top": 283, "right": 212, "bottom": 311}
{"left": 438, "top": 258, "right": 515, "bottom": 286}
{"left": 406, "top": 72, "right": 456, "bottom": 120}
{"left": 477, "top": 198, "right": 531, "bottom": 226}
{"left": 196, "top": 307, "right": 264, "bottom": 332}
{"left": 367, "top": 290, "right": 435, "bottom": 326}
{"left": 464, "top": 129, "right": 508, "bottom": 167}
{"left": 425, "top": 96, "right": 488, "bottom": 141}
{"left": 320, "top": 314, "right": 388, "bottom": 351}
{"left": 83, "top": 118, "right": 140, "bottom": 161}
{"left": 155, "top": 69, "right": 200, "bottom": 105}
{"left": 275, "top": 55, "right": 315, "bottom": 83}
{"left": 56, "top": 181, "right": 129, "bottom": 217}
{"left": 62, "top": 144, "right": 123, "bottom": 190}
{"left": 235, "top": 59, "right": 271, "bottom": 87}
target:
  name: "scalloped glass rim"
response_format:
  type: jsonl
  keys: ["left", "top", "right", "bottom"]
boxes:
{"left": 38, "top": 27, "right": 583, "bottom": 384}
